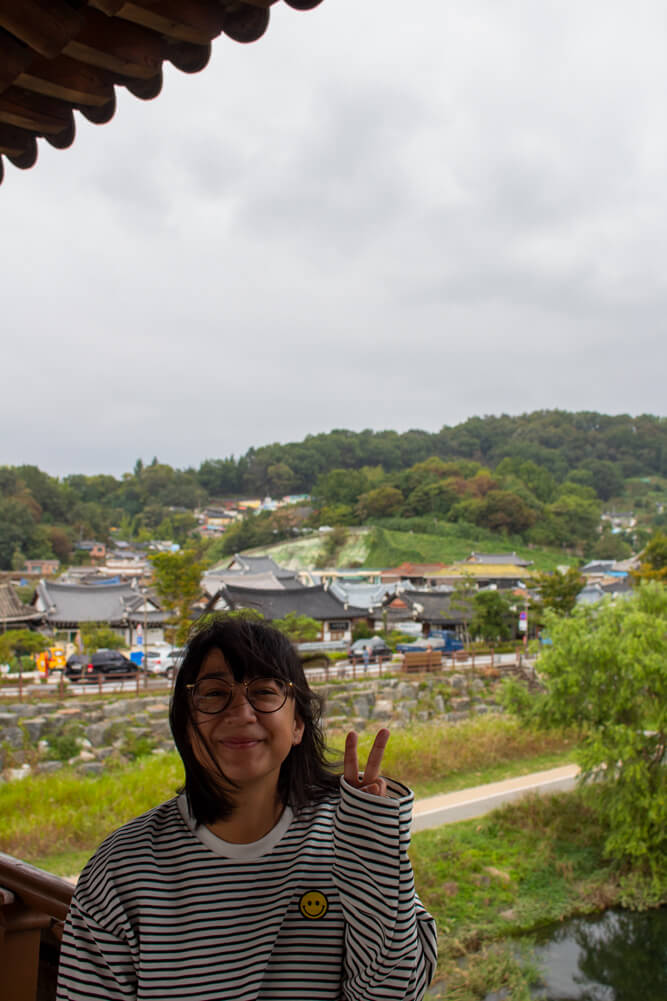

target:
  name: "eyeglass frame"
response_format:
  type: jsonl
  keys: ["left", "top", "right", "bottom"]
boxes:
{"left": 186, "top": 675, "right": 294, "bottom": 715}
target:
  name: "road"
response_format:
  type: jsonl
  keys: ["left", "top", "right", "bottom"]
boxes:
{"left": 0, "top": 652, "right": 532, "bottom": 697}
{"left": 411, "top": 764, "right": 580, "bottom": 832}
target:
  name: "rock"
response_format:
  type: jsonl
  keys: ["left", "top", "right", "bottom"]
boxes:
{"left": 0, "top": 712, "right": 18, "bottom": 726}
{"left": 397, "top": 683, "right": 417, "bottom": 698}
{"left": 352, "top": 697, "right": 371, "bottom": 720}
{"left": 78, "top": 762, "right": 104, "bottom": 776}
{"left": 485, "top": 866, "right": 511, "bottom": 883}
{"left": 475, "top": 704, "right": 491, "bottom": 714}
{"left": 22, "top": 717, "right": 48, "bottom": 743}
{"left": 433, "top": 695, "right": 445, "bottom": 714}
{"left": 143, "top": 702, "right": 169, "bottom": 716}
{"left": 372, "top": 699, "right": 394, "bottom": 721}
{"left": 78, "top": 750, "right": 97, "bottom": 762}
{"left": 34, "top": 761, "right": 64, "bottom": 775}
{"left": 498, "top": 909, "right": 516, "bottom": 921}
{"left": 2, "top": 726, "right": 24, "bottom": 749}
{"left": 8, "top": 704, "right": 39, "bottom": 718}
{"left": 84, "top": 721, "right": 116, "bottom": 747}
{"left": 416, "top": 711, "right": 429, "bottom": 722}
{"left": 7, "top": 764, "right": 32, "bottom": 781}
{"left": 96, "top": 747, "right": 115, "bottom": 760}
{"left": 450, "top": 698, "right": 470, "bottom": 711}
{"left": 324, "top": 700, "right": 348, "bottom": 716}
{"left": 102, "top": 700, "right": 132, "bottom": 718}
{"left": 450, "top": 675, "right": 466, "bottom": 690}
{"left": 150, "top": 720, "right": 172, "bottom": 740}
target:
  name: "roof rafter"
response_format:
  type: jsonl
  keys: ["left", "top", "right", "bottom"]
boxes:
{"left": 0, "top": 0, "right": 324, "bottom": 184}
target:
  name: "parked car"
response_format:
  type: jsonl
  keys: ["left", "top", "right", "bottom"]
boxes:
{"left": 396, "top": 630, "right": 464, "bottom": 654}
{"left": 143, "top": 648, "right": 171, "bottom": 675}
{"left": 144, "top": 647, "right": 184, "bottom": 679}
{"left": 347, "top": 636, "right": 393, "bottom": 662}
{"left": 65, "top": 650, "right": 137, "bottom": 682}
{"left": 163, "top": 648, "right": 184, "bottom": 679}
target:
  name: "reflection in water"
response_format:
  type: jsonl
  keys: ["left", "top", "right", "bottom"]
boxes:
{"left": 531, "top": 908, "right": 667, "bottom": 1001}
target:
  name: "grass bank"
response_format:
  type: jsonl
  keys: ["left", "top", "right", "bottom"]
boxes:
{"left": 364, "top": 522, "right": 574, "bottom": 571}
{"left": 413, "top": 791, "right": 667, "bottom": 1000}
{"left": 0, "top": 717, "right": 576, "bottom": 874}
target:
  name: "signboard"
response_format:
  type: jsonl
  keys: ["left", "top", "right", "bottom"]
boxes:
{"left": 518, "top": 610, "right": 527, "bottom": 632}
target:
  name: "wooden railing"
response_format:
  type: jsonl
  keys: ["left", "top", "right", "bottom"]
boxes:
{"left": 0, "top": 853, "right": 74, "bottom": 1001}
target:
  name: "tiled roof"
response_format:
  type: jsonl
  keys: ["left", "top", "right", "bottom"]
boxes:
{"left": 221, "top": 583, "right": 368, "bottom": 621}
{"left": 0, "top": 1, "right": 324, "bottom": 185}
{"left": 201, "top": 570, "right": 301, "bottom": 597}
{"left": 463, "top": 552, "right": 533, "bottom": 567}
{"left": 0, "top": 583, "right": 43, "bottom": 624}
{"left": 35, "top": 579, "right": 166, "bottom": 626}
{"left": 228, "top": 554, "right": 297, "bottom": 577}
{"left": 401, "top": 590, "right": 471, "bottom": 625}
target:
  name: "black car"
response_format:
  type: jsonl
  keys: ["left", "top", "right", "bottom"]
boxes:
{"left": 65, "top": 650, "right": 137, "bottom": 682}
{"left": 346, "top": 636, "right": 393, "bottom": 662}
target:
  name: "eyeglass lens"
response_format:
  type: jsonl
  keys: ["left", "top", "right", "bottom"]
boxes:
{"left": 192, "top": 677, "right": 288, "bottom": 714}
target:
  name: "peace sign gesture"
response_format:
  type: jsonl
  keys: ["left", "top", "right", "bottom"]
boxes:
{"left": 343, "top": 728, "right": 390, "bottom": 798}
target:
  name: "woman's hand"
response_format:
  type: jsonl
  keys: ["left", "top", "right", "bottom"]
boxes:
{"left": 344, "top": 728, "right": 390, "bottom": 797}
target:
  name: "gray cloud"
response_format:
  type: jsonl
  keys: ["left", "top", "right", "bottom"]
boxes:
{"left": 1, "top": 0, "right": 666, "bottom": 476}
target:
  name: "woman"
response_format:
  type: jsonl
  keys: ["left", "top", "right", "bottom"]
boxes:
{"left": 57, "top": 616, "right": 437, "bottom": 1000}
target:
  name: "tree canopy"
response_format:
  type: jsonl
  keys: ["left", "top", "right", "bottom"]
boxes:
{"left": 504, "top": 582, "right": 667, "bottom": 868}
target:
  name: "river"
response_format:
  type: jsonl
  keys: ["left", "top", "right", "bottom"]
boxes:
{"left": 528, "top": 907, "right": 667, "bottom": 1000}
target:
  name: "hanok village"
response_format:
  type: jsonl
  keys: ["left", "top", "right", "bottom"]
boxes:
{"left": 1, "top": 2, "right": 664, "bottom": 1000}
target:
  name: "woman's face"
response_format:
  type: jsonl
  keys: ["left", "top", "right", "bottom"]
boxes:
{"left": 188, "top": 647, "right": 304, "bottom": 800}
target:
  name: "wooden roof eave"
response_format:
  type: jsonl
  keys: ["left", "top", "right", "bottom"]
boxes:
{"left": 0, "top": 0, "right": 324, "bottom": 183}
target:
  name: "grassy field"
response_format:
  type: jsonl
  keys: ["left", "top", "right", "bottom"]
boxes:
{"left": 364, "top": 524, "right": 574, "bottom": 571}
{"left": 252, "top": 522, "right": 575, "bottom": 572}
{"left": 0, "top": 717, "right": 576, "bottom": 874}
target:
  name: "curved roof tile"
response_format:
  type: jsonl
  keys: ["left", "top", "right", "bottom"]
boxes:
{"left": 0, "top": 0, "right": 324, "bottom": 183}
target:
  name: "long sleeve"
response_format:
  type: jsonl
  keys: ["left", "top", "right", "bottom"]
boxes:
{"left": 57, "top": 896, "right": 137, "bottom": 1001}
{"left": 333, "top": 778, "right": 438, "bottom": 1001}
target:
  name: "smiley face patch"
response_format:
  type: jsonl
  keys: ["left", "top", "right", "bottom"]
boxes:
{"left": 299, "top": 890, "right": 328, "bottom": 920}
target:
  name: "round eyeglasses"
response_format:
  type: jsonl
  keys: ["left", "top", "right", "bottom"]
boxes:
{"left": 186, "top": 676, "right": 292, "bottom": 715}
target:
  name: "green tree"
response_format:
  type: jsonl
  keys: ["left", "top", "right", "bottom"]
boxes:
{"left": 532, "top": 567, "right": 585, "bottom": 617}
{"left": 0, "top": 629, "right": 49, "bottom": 669}
{"left": 505, "top": 583, "right": 667, "bottom": 867}
{"left": 591, "top": 530, "right": 632, "bottom": 561}
{"left": 470, "top": 590, "right": 514, "bottom": 642}
{"left": 150, "top": 549, "right": 204, "bottom": 644}
{"left": 79, "top": 625, "right": 126, "bottom": 652}
{"left": 356, "top": 486, "right": 404, "bottom": 519}
{"left": 632, "top": 531, "right": 667, "bottom": 582}
{"left": 450, "top": 574, "right": 476, "bottom": 645}
{"left": 272, "top": 612, "right": 320, "bottom": 643}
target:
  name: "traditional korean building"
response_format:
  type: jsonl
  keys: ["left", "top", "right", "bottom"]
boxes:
{"left": 33, "top": 578, "right": 168, "bottom": 646}
{"left": 209, "top": 582, "right": 367, "bottom": 645}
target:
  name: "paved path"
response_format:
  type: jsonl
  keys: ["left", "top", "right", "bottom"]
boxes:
{"left": 412, "top": 763, "right": 580, "bottom": 832}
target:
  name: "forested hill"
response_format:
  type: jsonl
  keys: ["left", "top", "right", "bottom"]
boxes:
{"left": 201, "top": 411, "right": 667, "bottom": 496}
{"left": 1, "top": 410, "right": 666, "bottom": 570}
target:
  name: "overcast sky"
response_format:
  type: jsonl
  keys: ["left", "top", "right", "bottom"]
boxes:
{"left": 2, "top": 0, "right": 666, "bottom": 478}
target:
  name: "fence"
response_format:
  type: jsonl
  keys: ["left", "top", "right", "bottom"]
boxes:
{"left": 0, "top": 852, "right": 74, "bottom": 1001}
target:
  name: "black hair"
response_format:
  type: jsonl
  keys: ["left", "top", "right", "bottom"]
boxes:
{"left": 169, "top": 615, "right": 339, "bottom": 826}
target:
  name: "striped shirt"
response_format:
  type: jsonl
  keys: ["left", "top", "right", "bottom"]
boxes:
{"left": 56, "top": 778, "right": 437, "bottom": 1001}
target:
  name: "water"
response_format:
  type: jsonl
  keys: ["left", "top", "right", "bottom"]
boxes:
{"left": 529, "top": 907, "right": 667, "bottom": 1001}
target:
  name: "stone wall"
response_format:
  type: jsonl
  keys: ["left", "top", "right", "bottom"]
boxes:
{"left": 0, "top": 672, "right": 503, "bottom": 782}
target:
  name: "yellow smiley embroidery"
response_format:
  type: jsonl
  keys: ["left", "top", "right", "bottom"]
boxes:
{"left": 299, "top": 890, "right": 329, "bottom": 920}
